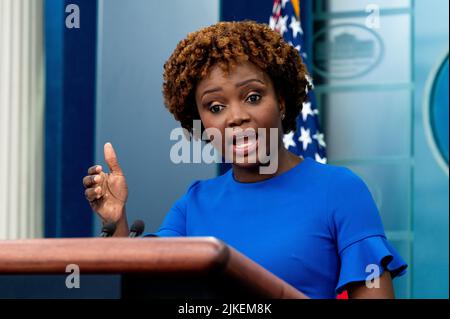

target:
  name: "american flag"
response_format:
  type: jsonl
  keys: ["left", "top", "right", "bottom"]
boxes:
{"left": 269, "top": 0, "right": 327, "bottom": 164}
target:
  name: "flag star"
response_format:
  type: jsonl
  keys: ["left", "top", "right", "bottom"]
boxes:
{"left": 276, "top": 15, "right": 289, "bottom": 35}
{"left": 283, "top": 131, "right": 296, "bottom": 150}
{"left": 289, "top": 15, "right": 303, "bottom": 37}
{"left": 281, "top": 0, "right": 289, "bottom": 9}
{"left": 315, "top": 153, "right": 327, "bottom": 164}
{"left": 269, "top": 16, "right": 277, "bottom": 30}
{"left": 305, "top": 74, "right": 314, "bottom": 88}
{"left": 298, "top": 127, "right": 312, "bottom": 151}
{"left": 287, "top": 41, "right": 301, "bottom": 52}
{"left": 313, "top": 132, "right": 327, "bottom": 148}
{"left": 301, "top": 101, "right": 314, "bottom": 121}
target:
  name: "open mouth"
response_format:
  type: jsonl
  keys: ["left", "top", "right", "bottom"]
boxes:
{"left": 232, "top": 129, "right": 259, "bottom": 157}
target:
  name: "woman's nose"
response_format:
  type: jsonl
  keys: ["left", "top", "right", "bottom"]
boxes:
{"left": 226, "top": 103, "right": 250, "bottom": 127}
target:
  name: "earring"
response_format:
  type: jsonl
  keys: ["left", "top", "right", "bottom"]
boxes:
{"left": 281, "top": 113, "right": 285, "bottom": 120}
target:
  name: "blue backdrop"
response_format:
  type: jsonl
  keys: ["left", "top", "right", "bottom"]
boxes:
{"left": 44, "top": 0, "right": 97, "bottom": 237}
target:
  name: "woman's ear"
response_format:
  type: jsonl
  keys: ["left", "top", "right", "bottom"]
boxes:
{"left": 278, "top": 96, "right": 286, "bottom": 117}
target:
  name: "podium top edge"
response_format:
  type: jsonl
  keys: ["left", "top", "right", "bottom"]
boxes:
{"left": 0, "top": 236, "right": 230, "bottom": 274}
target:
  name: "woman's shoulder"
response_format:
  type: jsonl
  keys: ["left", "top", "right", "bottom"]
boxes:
{"left": 301, "top": 158, "right": 366, "bottom": 189}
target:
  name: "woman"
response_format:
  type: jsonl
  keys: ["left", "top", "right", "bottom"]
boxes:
{"left": 82, "top": 21, "right": 407, "bottom": 299}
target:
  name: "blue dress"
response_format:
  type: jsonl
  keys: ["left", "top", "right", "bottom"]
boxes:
{"left": 145, "top": 157, "right": 408, "bottom": 298}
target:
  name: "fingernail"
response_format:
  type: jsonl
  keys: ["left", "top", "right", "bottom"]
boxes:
{"left": 95, "top": 187, "right": 101, "bottom": 193}
{"left": 94, "top": 175, "right": 100, "bottom": 183}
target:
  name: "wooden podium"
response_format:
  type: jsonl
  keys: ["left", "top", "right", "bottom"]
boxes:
{"left": 0, "top": 237, "right": 308, "bottom": 299}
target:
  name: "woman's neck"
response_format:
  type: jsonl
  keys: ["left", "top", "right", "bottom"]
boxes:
{"left": 232, "top": 147, "right": 303, "bottom": 183}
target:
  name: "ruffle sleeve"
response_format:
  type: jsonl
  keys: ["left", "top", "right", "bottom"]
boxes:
{"left": 336, "top": 235, "right": 408, "bottom": 294}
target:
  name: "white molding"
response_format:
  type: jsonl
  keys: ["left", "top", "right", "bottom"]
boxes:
{"left": 0, "top": 0, "right": 44, "bottom": 239}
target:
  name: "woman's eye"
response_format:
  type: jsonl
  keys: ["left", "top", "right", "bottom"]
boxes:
{"left": 246, "top": 94, "right": 261, "bottom": 104}
{"left": 209, "top": 104, "right": 223, "bottom": 113}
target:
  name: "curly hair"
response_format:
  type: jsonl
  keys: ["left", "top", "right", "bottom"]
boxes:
{"left": 162, "top": 20, "right": 312, "bottom": 135}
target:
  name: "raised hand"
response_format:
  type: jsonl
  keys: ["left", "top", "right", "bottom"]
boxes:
{"left": 83, "top": 143, "right": 128, "bottom": 225}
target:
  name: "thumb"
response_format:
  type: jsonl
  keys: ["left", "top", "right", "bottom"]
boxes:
{"left": 104, "top": 142, "right": 123, "bottom": 174}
